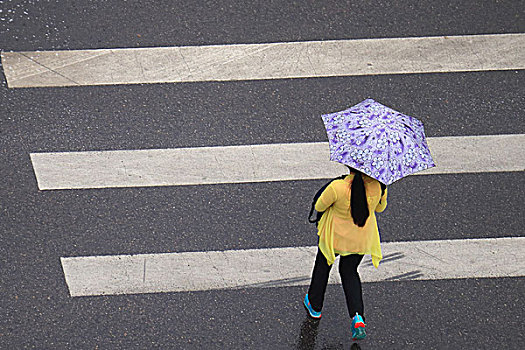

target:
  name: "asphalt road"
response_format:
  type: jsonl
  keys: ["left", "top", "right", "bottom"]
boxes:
{"left": 1, "top": 1, "right": 524, "bottom": 349}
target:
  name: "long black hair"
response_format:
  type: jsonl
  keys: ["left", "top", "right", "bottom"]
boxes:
{"left": 347, "top": 166, "right": 369, "bottom": 227}
{"left": 347, "top": 166, "right": 387, "bottom": 227}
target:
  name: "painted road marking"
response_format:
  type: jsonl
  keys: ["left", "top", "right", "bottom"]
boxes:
{"left": 2, "top": 33, "right": 524, "bottom": 88}
{"left": 30, "top": 134, "right": 525, "bottom": 190}
{"left": 60, "top": 237, "right": 525, "bottom": 297}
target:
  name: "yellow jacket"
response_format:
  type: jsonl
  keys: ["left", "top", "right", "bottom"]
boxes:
{"left": 315, "top": 174, "right": 388, "bottom": 268}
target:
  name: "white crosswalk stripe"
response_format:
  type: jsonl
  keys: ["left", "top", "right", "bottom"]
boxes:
{"left": 2, "top": 33, "right": 524, "bottom": 88}
{"left": 30, "top": 134, "right": 525, "bottom": 190}
{"left": 60, "top": 237, "right": 525, "bottom": 297}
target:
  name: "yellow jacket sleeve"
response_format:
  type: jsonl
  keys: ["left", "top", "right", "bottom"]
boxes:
{"left": 375, "top": 188, "right": 388, "bottom": 213}
{"left": 315, "top": 185, "right": 337, "bottom": 212}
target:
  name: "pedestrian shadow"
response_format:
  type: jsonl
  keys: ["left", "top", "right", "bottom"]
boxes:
{"left": 361, "top": 251, "right": 425, "bottom": 281}
{"left": 383, "top": 270, "right": 424, "bottom": 281}
{"left": 362, "top": 252, "right": 405, "bottom": 267}
{"left": 232, "top": 276, "right": 311, "bottom": 290}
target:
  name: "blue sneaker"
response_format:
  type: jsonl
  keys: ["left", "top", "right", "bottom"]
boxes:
{"left": 303, "top": 294, "right": 322, "bottom": 319}
{"left": 351, "top": 313, "right": 366, "bottom": 340}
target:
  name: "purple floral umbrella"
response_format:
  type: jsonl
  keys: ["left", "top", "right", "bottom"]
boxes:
{"left": 322, "top": 98, "right": 435, "bottom": 185}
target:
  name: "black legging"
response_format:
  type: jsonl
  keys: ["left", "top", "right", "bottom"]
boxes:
{"left": 307, "top": 249, "right": 365, "bottom": 320}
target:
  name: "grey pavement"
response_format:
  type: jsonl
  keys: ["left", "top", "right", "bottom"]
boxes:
{"left": 1, "top": 71, "right": 524, "bottom": 153}
{"left": 1, "top": 1, "right": 524, "bottom": 349}
{"left": 1, "top": 0, "right": 524, "bottom": 51}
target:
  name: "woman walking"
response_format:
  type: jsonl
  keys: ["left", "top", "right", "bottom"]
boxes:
{"left": 310, "top": 98, "right": 434, "bottom": 341}
{"left": 304, "top": 166, "right": 387, "bottom": 340}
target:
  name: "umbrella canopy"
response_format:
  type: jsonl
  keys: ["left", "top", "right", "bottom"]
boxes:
{"left": 322, "top": 98, "right": 435, "bottom": 185}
